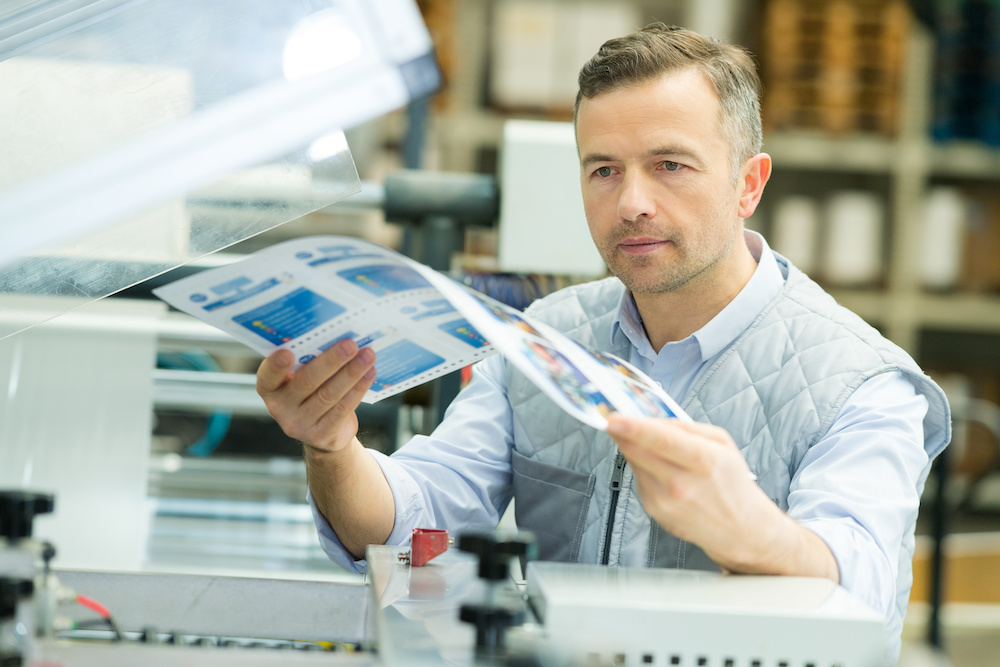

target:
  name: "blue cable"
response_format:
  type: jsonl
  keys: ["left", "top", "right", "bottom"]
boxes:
{"left": 156, "top": 350, "right": 232, "bottom": 458}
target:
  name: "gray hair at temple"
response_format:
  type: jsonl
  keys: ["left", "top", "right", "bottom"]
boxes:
{"left": 575, "top": 23, "right": 763, "bottom": 182}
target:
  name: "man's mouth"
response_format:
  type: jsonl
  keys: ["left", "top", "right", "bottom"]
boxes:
{"left": 618, "top": 237, "right": 668, "bottom": 255}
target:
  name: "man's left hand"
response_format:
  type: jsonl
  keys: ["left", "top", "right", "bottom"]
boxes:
{"left": 606, "top": 414, "right": 838, "bottom": 581}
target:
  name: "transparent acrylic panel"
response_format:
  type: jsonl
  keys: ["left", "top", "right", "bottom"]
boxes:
{"left": 0, "top": 0, "right": 438, "bottom": 339}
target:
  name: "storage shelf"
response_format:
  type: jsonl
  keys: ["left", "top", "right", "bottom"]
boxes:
{"left": 765, "top": 133, "right": 1000, "bottom": 180}
{"left": 917, "top": 293, "right": 1000, "bottom": 333}
{"left": 764, "top": 132, "right": 899, "bottom": 173}
{"left": 829, "top": 289, "right": 1000, "bottom": 334}
{"left": 929, "top": 142, "right": 1000, "bottom": 179}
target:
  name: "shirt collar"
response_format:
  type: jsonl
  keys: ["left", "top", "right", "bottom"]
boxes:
{"left": 611, "top": 230, "right": 785, "bottom": 361}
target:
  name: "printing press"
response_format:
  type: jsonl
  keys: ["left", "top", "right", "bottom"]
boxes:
{"left": 2, "top": 492, "right": 886, "bottom": 667}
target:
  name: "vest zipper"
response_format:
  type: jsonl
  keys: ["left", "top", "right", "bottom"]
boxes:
{"left": 601, "top": 452, "right": 627, "bottom": 565}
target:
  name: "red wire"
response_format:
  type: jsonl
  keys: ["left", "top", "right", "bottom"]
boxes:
{"left": 76, "top": 594, "right": 112, "bottom": 619}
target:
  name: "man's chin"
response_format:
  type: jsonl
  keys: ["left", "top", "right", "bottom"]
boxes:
{"left": 614, "top": 272, "right": 685, "bottom": 295}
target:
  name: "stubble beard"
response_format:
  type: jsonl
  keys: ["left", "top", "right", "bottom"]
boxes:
{"left": 597, "top": 223, "right": 738, "bottom": 295}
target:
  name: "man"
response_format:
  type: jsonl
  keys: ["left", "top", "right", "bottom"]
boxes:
{"left": 257, "top": 24, "right": 950, "bottom": 663}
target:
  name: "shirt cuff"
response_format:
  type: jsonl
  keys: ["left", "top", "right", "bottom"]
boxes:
{"left": 307, "top": 448, "right": 428, "bottom": 573}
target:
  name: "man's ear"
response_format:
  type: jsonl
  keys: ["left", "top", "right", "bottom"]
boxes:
{"left": 737, "top": 153, "right": 772, "bottom": 220}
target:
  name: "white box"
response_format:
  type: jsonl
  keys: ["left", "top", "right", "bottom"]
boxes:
{"left": 497, "top": 120, "right": 606, "bottom": 278}
{"left": 490, "top": 1, "right": 641, "bottom": 110}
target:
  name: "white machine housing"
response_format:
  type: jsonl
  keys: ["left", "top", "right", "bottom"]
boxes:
{"left": 526, "top": 561, "right": 887, "bottom": 667}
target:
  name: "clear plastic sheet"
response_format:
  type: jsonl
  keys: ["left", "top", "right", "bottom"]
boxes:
{"left": 0, "top": 0, "right": 438, "bottom": 339}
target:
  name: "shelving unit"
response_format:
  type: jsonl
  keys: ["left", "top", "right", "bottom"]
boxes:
{"left": 765, "top": 24, "right": 1000, "bottom": 356}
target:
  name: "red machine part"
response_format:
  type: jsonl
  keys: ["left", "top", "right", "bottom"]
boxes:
{"left": 411, "top": 528, "right": 449, "bottom": 566}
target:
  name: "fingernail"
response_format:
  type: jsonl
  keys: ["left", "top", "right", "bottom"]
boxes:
{"left": 358, "top": 347, "right": 375, "bottom": 364}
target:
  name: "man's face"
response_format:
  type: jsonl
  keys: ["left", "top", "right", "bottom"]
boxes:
{"left": 576, "top": 67, "right": 746, "bottom": 295}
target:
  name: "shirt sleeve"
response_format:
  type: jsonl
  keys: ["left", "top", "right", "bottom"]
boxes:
{"left": 787, "top": 370, "right": 930, "bottom": 618}
{"left": 309, "top": 353, "right": 515, "bottom": 572}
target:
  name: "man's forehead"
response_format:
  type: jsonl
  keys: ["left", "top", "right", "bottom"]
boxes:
{"left": 575, "top": 68, "right": 724, "bottom": 153}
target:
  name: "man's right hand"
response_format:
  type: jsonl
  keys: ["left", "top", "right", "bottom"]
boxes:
{"left": 256, "top": 339, "right": 377, "bottom": 453}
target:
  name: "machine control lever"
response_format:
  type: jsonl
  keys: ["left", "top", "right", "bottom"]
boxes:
{"left": 457, "top": 530, "right": 537, "bottom": 582}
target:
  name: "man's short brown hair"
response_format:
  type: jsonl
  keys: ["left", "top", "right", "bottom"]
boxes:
{"left": 575, "top": 24, "right": 763, "bottom": 180}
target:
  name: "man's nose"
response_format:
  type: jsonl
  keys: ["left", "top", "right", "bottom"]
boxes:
{"left": 617, "top": 171, "right": 656, "bottom": 222}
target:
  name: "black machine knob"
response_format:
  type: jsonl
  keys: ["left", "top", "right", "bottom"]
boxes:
{"left": 0, "top": 491, "right": 55, "bottom": 541}
{"left": 459, "top": 602, "right": 525, "bottom": 656}
{"left": 0, "top": 579, "right": 34, "bottom": 620}
{"left": 457, "top": 531, "right": 537, "bottom": 582}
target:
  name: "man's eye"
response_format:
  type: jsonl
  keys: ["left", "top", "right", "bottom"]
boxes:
{"left": 664, "top": 161, "right": 681, "bottom": 171}
{"left": 596, "top": 166, "right": 613, "bottom": 178}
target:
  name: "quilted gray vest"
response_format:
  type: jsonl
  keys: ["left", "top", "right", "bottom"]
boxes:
{"left": 506, "top": 260, "right": 950, "bottom": 653}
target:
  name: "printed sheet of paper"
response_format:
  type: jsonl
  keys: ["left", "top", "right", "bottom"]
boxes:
{"left": 154, "top": 237, "right": 495, "bottom": 403}
{"left": 155, "top": 235, "right": 691, "bottom": 429}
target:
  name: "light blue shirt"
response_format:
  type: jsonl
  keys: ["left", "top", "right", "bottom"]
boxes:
{"left": 310, "top": 231, "right": 929, "bottom": 625}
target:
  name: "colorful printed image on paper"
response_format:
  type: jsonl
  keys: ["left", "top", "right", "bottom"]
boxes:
{"left": 370, "top": 339, "right": 446, "bottom": 391}
{"left": 589, "top": 350, "right": 678, "bottom": 419}
{"left": 438, "top": 318, "right": 489, "bottom": 348}
{"left": 468, "top": 291, "right": 544, "bottom": 338}
{"left": 233, "top": 287, "right": 345, "bottom": 345}
{"left": 337, "top": 264, "right": 431, "bottom": 296}
{"left": 519, "top": 338, "right": 613, "bottom": 419}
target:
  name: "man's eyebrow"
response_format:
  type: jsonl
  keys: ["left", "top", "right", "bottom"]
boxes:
{"left": 580, "top": 153, "right": 615, "bottom": 168}
{"left": 647, "top": 146, "right": 704, "bottom": 167}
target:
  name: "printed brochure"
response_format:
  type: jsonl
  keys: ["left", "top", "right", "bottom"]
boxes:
{"left": 153, "top": 236, "right": 690, "bottom": 431}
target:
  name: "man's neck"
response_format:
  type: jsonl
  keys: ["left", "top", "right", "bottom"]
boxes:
{"left": 633, "top": 242, "right": 758, "bottom": 352}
